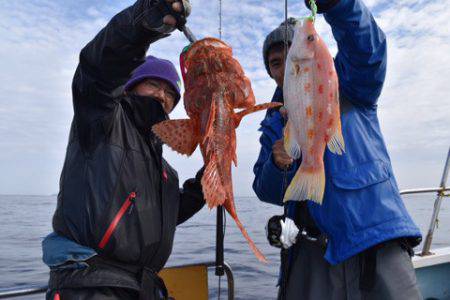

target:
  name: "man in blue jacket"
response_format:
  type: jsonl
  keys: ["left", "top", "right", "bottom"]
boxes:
{"left": 253, "top": 0, "right": 423, "bottom": 299}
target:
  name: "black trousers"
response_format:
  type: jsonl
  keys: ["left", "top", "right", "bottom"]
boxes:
{"left": 279, "top": 239, "right": 422, "bottom": 300}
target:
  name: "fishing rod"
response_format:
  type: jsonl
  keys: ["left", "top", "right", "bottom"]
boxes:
{"left": 216, "top": 2, "right": 226, "bottom": 300}
{"left": 277, "top": 1, "right": 318, "bottom": 299}
{"left": 176, "top": 1, "right": 226, "bottom": 296}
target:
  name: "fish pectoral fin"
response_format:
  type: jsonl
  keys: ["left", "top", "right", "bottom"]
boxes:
{"left": 152, "top": 119, "right": 199, "bottom": 156}
{"left": 283, "top": 120, "right": 301, "bottom": 159}
{"left": 327, "top": 125, "right": 345, "bottom": 155}
{"left": 234, "top": 102, "right": 283, "bottom": 127}
{"left": 202, "top": 157, "right": 226, "bottom": 208}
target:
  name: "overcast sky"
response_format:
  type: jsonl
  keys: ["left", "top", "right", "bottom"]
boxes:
{"left": 0, "top": 0, "right": 449, "bottom": 196}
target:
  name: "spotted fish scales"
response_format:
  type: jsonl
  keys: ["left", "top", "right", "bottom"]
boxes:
{"left": 283, "top": 18, "right": 345, "bottom": 204}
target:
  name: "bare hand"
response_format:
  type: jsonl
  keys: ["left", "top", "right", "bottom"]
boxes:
{"left": 272, "top": 139, "right": 293, "bottom": 169}
{"left": 279, "top": 106, "right": 288, "bottom": 119}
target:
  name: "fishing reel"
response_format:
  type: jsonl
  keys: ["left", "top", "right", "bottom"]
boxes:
{"left": 266, "top": 215, "right": 285, "bottom": 248}
{"left": 267, "top": 214, "right": 322, "bottom": 249}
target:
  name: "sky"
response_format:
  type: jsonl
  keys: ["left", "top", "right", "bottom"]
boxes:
{"left": 0, "top": 0, "right": 449, "bottom": 196}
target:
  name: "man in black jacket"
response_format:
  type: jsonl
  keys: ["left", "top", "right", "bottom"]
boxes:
{"left": 42, "top": 1, "right": 205, "bottom": 299}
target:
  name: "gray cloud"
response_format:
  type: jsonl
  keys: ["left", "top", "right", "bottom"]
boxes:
{"left": 0, "top": 0, "right": 448, "bottom": 195}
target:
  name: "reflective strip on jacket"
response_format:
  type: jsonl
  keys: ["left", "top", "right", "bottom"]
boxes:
{"left": 252, "top": 0, "right": 421, "bottom": 265}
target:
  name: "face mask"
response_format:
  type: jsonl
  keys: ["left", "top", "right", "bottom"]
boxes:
{"left": 124, "top": 93, "right": 169, "bottom": 134}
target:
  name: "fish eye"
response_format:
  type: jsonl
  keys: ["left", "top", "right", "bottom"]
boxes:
{"left": 307, "top": 35, "right": 315, "bottom": 42}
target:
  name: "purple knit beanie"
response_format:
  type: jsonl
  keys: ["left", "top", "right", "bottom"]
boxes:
{"left": 125, "top": 56, "right": 182, "bottom": 102}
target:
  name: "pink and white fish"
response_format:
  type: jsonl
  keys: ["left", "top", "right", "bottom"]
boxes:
{"left": 283, "top": 18, "right": 345, "bottom": 204}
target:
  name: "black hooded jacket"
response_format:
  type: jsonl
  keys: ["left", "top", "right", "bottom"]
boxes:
{"left": 51, "top": 0, "right": 204, "bottom": 285}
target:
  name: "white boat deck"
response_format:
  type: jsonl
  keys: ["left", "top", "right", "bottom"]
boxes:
{"left": 413, "top": 246, "right": 450, "bottom": 269}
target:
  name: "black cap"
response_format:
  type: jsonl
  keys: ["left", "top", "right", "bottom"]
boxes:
{"left": 262, "top": 17, "right": 298, "bottom": 77}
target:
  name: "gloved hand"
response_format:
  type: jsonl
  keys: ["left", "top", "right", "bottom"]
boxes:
{"left": 304, "top": 0, "right": 340, "bottom": 14}
{"left": 142, "top": 0, "right": 191, "bottom": 34}
{"left": 195, "top": 166, "right": 205, "bottom": 183}
{"left": 280, "top": 217, "right": 299, "bottom": 249}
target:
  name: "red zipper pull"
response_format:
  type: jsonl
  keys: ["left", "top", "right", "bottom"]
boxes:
{"left": 98, "top": 191, "right": 137, "bottom": 249}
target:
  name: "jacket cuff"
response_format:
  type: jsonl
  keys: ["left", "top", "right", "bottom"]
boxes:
{"left": 265, "top": 153, "right": 297, "bottom": 179}
{"left": 304, "top": 0, "right": 341, "bottom": 14}
{"left": 257, "top": 154, "right": 297, "bottom": 206}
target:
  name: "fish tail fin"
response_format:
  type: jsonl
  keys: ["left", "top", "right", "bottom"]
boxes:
{"left": 283, "top": 120, "right": 301, "bottom": 159}
{"left": 327, "top": 124, "right": 345, "bottom": 155}
{"left": 234, "top": 102, "right": 283, "bottom": 127}
{"left": 283, "top": 163, "right": 325, "bottom": 204}
{"left": 152, "top": 119, "right": 199, "bottom": 155}
{"left": 202, "top": 155, "right": 226, "bottom": 208}
{"left": 226, "top": 204, "right": 268, "bottom": 263}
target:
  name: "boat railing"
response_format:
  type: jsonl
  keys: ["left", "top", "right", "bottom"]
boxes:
{"left": 401, "top": 148, "right": 449, "bottom": 256}
{"left": 0, "top": 261, "right": 235, "bottom": 299}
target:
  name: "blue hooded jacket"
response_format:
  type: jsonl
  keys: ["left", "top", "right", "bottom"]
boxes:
{"left": 253, "top": 0, "right": 421, "bottom": 265}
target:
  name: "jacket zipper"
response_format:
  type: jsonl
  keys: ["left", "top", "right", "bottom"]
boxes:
{"left": 98, "top": 191, "right": 136, "bottom": 249}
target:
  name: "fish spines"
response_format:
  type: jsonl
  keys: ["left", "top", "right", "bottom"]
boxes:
{"left": 283, "top": 161, "right": 325, "bottom": 204}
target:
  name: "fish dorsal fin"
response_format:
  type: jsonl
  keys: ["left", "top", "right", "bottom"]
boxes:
{"left": 283, "top": 119, "right": 301, "bottom": 159}
{"left": 234, "top": 102, "right": 283, "bottom": 128}
{"left": 327, "top": 124, "right": 345, "bottom": 155}
{"left": 231, "top": 134, "right": 238, "bottom": 167}
{"left": 152, "top": 119, "right": 199, "bottom": 156}
{"left": 202, "top": 155, "right": 227, "bottom": 208}
{"left": 203, "top": 98, "right": 216, "bottom": 144}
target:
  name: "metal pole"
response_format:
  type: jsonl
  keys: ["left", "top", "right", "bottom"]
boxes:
{"left": 421, "top": 147, "right": 450, "bottom": 256}
{"left": 216, "top": 205, "right": 225, "bottom": 276}
{"left": 400, "top": 187, "right": 450, "bottom": 195}
{"left": 0, "top": 286, "right": 47, "bottom": 298}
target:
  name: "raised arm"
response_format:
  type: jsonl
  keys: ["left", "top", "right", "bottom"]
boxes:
{"left": 314, "top": 0, "right": 387, "bottom": 106}
{"left": 72, "top": 0, "right": 183, "bottom": 129}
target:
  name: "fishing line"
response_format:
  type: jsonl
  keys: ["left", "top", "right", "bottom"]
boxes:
{"left": 281, "top": 0, "right": 289, "bottom": 208}
{"left": 278, "top": 2, "right": 318, "bottom": 299}
{"left": 219, "top": 0, "right": 223, "bottom": 39}
{"left": 280, "top": 2, "right": 290, "bottom": 300}
{"left": 284, "top": 0, "right": 288, "bottom": 59}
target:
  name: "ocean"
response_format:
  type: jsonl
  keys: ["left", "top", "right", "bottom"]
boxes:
{"left": 0, "top": 194, "right": 449, "bottom": 299}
